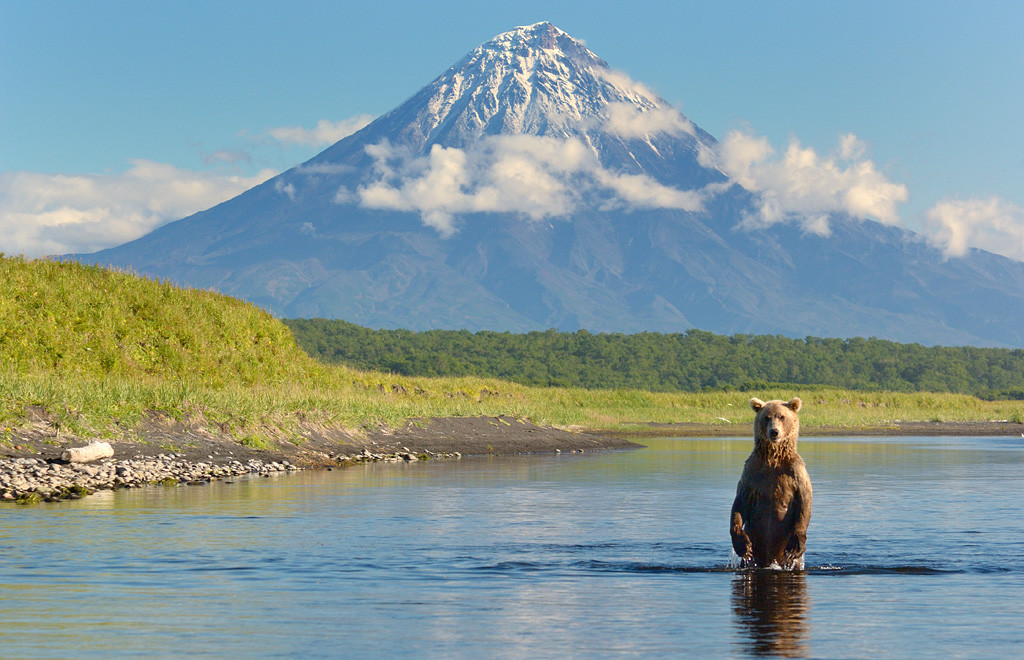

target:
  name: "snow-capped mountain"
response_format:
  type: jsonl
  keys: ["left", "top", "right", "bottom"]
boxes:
{"left": 349, "top": 22, "right": 714, "bottom": 152}
{"left": 73, "top": 22, "right": 1024, "bottom": 346}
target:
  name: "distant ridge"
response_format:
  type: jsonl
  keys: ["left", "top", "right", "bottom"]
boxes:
{"left": 73, "top": 22, "right": 1024, "bottom": 347}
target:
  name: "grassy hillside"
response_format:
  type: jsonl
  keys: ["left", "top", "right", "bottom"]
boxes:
{"left": 1, "top": 255, "right": 309, "bottom": 384}
{"left": 1, "top": 255, "right": 1021, "bottom": 448}
{"left": 0, "top": 255, "right": 546, "bottom": 441}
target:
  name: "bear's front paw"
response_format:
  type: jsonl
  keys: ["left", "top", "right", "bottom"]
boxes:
{"left": 731, "top": 535, "right": 752, "bottom": 560}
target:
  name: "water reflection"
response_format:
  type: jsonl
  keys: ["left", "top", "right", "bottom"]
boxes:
{"left": 731, "top": 570, "right": 810, "bottom": 657}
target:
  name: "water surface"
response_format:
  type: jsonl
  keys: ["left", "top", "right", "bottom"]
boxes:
{"left": 1, "top": 436, "right": 1022, "bottom": 657}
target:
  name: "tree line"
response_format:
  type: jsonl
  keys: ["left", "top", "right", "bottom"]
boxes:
{"left": 283, "top": 319, "right": 1024, "bottom": 398}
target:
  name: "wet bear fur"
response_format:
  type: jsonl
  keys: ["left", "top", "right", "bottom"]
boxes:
{"left": 730, "top": 397, "right": 812, "bottom": 569}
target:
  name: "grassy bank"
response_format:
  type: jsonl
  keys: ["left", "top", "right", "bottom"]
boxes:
{"left": 2, "top": 255, "right": 1021, "bottom": 450}
{"left": 5, "top": 366, "right": 1023, "bottom": 447}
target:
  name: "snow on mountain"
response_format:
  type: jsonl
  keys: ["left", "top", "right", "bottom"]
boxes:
{"left": 410, "top": 22, "right": 688, "bottom": 144}
{"left": 319, "top": 22, "right": 714, "bottom": 161}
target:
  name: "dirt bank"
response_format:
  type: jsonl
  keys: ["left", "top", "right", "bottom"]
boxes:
{"left": 1, "top": 414, "right": 641, "bottom": 468}
{"left": 5, "top": 414, "right": 1021, "bottom": 469}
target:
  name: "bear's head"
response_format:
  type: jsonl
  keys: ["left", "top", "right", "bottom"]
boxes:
{"left": 750, "top": 397, "right": 802, "bottom": 460}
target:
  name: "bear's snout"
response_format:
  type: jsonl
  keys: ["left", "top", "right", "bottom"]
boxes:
{"left": 768, "top": 427, "right": 780, "bottom": 440}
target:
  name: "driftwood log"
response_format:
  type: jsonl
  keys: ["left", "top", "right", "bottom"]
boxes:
{"left": 61, "top": 441, "right": 114, "bottom": 463}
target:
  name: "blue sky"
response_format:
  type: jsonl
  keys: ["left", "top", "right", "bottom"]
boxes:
{"left": 2, "top": 0, "right": 1022, "bottom": 258}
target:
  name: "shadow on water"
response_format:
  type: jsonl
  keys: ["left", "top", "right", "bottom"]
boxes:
{"left": 731, "top": 570, "right": 810, "bottom": 658}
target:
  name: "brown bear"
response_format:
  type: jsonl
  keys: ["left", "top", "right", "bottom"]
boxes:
{"left": 730, "top": 397, "right": 812, "bottom": 569}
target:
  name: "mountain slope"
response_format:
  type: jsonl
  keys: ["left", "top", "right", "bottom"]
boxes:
{"left": 74, "top": 22, "right": 1024, "bottom": 347}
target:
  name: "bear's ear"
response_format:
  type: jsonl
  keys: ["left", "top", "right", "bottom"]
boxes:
{"left": 750, "top": 398, "right": 765, "bottom": 412}
{"left": 786, "top": 397, "right": 802, "bottom": 413}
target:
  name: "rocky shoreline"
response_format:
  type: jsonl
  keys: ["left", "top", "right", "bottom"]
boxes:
{"left": 0, "top": 447, "right": 462, "bottom": 505}
{"left": 1, "top": 415, "right": 637, "bottom": 505}
{"left": 1, "top": 454, "right": 297, "bottom": 504}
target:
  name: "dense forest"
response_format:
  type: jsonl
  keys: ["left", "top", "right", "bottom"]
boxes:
{"left": 284, "top": 319, "right": 1024, "bottom": 399}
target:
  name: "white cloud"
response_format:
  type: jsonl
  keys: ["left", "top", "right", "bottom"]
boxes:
{"left": 838, "top": 133, "right": 867, "bottom": 160}
{"left": 700, "top": 128, "right": 1024, "bottom": 262}
{"left": 595, "top": 68, "right": 661, "bottom": 102}
{"left": 202, "top": 149, "right": 252, "bottom": 166}
{"left": 701, "top": 130, "right": 908, "bottom": 235}
{"left": 356, "top": 135, "right": 707, "bottom": 236}
{"left": 267, "top": 115, "right": 375, "bottom": 147}
{"left": 199, "top": 115, "right": 377, "bottom": 167}
{"left": 595, "top": 170, "right": 705, "bottom": 211}
{"left": 0, "top": 160, "right": 276, "bottom": 257}
{"left": 0, "top": 113, "right": 370, "bottom": 258}
{"left": 602, "top": 102, "right": 695, "bottom": 139}
{"left": 925, "top": 197, "right": 1024, "bottom": 260}
{"left": 295, "top": 162, "right": 354, "bottom": 175}
{"left": 274, "top": 178, "right": 297, "bottom": 201}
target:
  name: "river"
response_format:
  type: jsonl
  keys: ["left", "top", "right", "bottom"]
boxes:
{"left": 1, "top": 436, "right": 1022, "bottom": 657}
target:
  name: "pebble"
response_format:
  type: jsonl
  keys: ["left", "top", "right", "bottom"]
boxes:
{"left": 335, "top": 449, "right": 460, "bottom": 465}
{"left": 1, "top": 448, "right": 461, "bottom": 504}
{"left": 0, "top": 454, "right": 299, "bottom": 504}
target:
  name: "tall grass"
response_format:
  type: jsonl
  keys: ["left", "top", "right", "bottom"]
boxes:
{"left": 4, "top": 369, "right": 1021, "bottom": 445}
{"left": 0, "top": 256, "right": 309, "bottom": 384}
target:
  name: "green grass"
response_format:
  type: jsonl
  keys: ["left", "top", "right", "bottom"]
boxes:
{"left": 0, "top": 255, "right": 308, "bottom": 384}
{"left": 2, "top": 254, "right": 1022, "bottom": 446}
